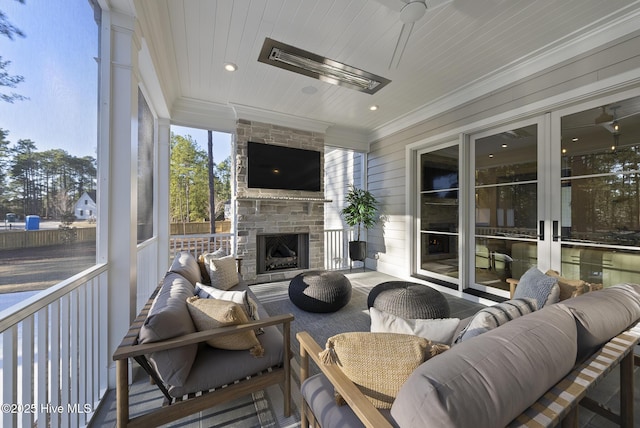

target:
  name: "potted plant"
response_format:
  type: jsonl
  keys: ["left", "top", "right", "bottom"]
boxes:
{"left": 341, "top": 185, "right": 378, "bottom": 263}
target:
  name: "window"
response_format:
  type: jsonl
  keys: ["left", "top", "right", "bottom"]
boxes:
{"left": 0, "top": 0, "right": 99, "bottom": 306}
{"left": 417, "top": 145, "right": 460, "bottom": 285}
{"left": 137, "top": 90, "right": 154, "bottom": 243}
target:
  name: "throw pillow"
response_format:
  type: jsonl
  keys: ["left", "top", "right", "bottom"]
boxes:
{"left": 454, "top": 298, "right": 538, "bottom": 343}
{"left": 545, "top": 269, "right": 587, "bottom": 301}
{"left": 186, "top": 296, "right": 264, "bottom": 357}
{"left": 195, "top": 283, "right": 255, "bottom": 319}
{"left": 198, "top": 248, "right": 228, "bottom": 284}
{"left": 168, "top": 251, "right": 202, "bottom": 286}
{"left": 513, "top": 266, "right": 560, "bottom": 308}
{"left": 203, "top": 254, "right": 239, "bottom": 290}
{"left": 319, "top": 332, "right": 448, "bottom": 409}
{"left": 369, "top": 307, "right": 460, "bottom": 345}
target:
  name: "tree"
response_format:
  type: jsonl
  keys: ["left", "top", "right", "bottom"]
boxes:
{"left": 169, "top": 133, "right": 209, "bottom": 224}
{"left": 213, "top": 157, "right": 231, "bottom": 218}
{"left": 0, "top": 0, "right": 27, "bottom": 103}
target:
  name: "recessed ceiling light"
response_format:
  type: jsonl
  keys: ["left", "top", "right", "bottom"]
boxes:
{"left": 562, "top": 148, "right": 567, "bottom": 154}
{"left": 572, "top": 137, "right": 579, "bottom": 142}
{"left": 302, "top": 85, "right": 318, "bottom": 95}
{"left": 224, "top": 62, "right": 238, "bottom": 72}
{"left": 501, "top": 143, "right": 508, "bottom": 148}
{"left": 369, "top": 105, "right": 379, "bottom": 111}
{"left": 489, "top": 154, "right": 494, "bottom": 158}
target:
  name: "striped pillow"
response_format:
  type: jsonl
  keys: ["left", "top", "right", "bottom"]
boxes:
{"left": 454, "top": 298, "right": 537, "bottom": 343}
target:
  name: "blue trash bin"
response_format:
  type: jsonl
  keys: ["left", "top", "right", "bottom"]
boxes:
{"left": 25, "top": 215, "right": 40, "bottom": 230}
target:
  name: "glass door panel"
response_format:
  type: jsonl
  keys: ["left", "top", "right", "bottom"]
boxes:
{"left": 418, "top": 146, "right": 460, "bottom": 282}
{"left": 473, "top": 124, "right": 539, "bottom": 292}
{"left": 559, "top": 95, "right": 640, "bottom": 286}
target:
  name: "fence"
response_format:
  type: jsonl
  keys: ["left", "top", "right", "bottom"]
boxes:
{"left": 169, "top": 221, "right": 231, "bottom": 235}
{"left": 0, "top": 228, "right": 96, "bottom": 251}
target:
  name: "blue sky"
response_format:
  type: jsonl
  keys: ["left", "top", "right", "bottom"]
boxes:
{"left": 0, "top": 0, "right": 98, "bottom": 158}
{"left": 0, "top": 0, "right": 230, "bottom": 161}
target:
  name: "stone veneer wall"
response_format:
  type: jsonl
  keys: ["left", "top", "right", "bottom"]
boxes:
{"left": 235, "top": 119, "right": 326, "bottom": 283}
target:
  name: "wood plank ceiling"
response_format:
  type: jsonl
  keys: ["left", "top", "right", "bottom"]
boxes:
{"left": 119, "top": 0, "right": 640, "bottom": 139}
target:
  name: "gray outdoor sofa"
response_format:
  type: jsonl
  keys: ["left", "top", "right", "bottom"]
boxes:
{"left": 298, "top": 282, "right": 640, "bottom": 428}
{"left": 113, "top": 251, "right": 294, "bottom": 428}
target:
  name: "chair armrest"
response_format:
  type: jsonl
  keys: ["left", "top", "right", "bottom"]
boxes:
{"left": 114, "top": 313, "right": 294, "bottom": 361}
{"left": 297, "top": 331, "right": 394, "bottom": 428}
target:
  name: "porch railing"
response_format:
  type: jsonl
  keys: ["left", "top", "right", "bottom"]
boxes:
{"left": 168, "top": 230, "right": 353, "bottom": 271}
{"left": 0, "top": 264, "right": 109, "bottom": 428}
{"left": 169, "top": 233, "right": 233, "bottom": 260}
{"left": 324, "top": 228, "right": 352, "bottom": 270}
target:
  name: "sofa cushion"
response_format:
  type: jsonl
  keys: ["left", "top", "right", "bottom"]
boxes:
{"left": 138, "top": 272, "right": 197, "bottom": 387}
{"left": 391, "top": 303, "right": 577, "bottom": 428}
{"left": 513, "top": 266, "right": 560, "bottom": 308}
{"left": 369, "top": 307, "right": 460, "bottom": 345}
{"left": 168, "top": 285, "right": 285, "bottom": 398}
{"left": 301, "top": 373, "right": 395, "bottom": 428}
{"left": 168, "top": 251, "right": 202, "bottom": 286}
{"left": 186, "top": 296, "right": 263, "bottom": 356}
{"left": 562, "top": 283, "right": 640, "bottom": 363}
{"left": 320, "top": 332, "right": 446, "bottom": 409}
{"left": 454, "top": 298, "right": 537, "bottom": 343}
{"left": 203, "top": 254, "right": 239, "bottom": 290}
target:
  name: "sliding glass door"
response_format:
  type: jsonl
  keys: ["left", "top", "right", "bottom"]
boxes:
{"left": 470, "top": 121, "right": 543, "bottom": 295}
{"left": 414, "top": 92, "right": 640, "bottom": 296}
{"left": 557, "top": 94, "right": 640, "bottom": 287}
{"left": 417, "top": 145, "right": 460, "bottom": 284}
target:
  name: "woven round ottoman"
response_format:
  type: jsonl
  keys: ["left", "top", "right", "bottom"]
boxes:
{"left": 288, "top": 270, "right": 352, "bottom": 313}
{"left": 367, "top": 281, "right": 450, "bottom": 319}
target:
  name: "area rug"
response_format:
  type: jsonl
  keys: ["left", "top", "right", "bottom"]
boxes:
{"left": 252, "top": 278, "right": 374, "bottom": 362}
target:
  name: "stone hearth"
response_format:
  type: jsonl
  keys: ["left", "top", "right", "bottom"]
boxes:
{"left": 234, "top": 119, "right": 327, "bottom": 283}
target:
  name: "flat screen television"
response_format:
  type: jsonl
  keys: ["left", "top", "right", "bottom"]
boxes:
{"left": 247, "top": 142, "right": 321, "bottom": 191}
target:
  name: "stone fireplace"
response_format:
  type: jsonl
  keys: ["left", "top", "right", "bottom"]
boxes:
{"left": 256, "top": 233, "right": 310, "bottom": 274}
{"left": 234, "top": 119, "right": 327, "bottom": 283}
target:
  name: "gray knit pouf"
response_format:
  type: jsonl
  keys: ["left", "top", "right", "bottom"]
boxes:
{"left": 367, "top": 281, "right": 450, "bottom": 319}
{"left": 289, "top": 270, "right": 352, "bottom": 313}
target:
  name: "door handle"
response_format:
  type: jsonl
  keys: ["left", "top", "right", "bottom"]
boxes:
{"left": 538, "top": 220, "right": 544, "bottom": 241}
{"left": 553, "top": 220, "right": 559, "bottom": 242}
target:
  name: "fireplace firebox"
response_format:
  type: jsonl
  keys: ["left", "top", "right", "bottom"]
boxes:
{"left": 257, "top": 233, "right": 309, "bottom": 274}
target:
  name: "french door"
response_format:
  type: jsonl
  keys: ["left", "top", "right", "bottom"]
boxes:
{"left": 554, "top": 93, "right": 640, "bottom": 288}
{"left": 469, "top": 117, "right": 549, "bottom": 296}
{"left": 417, "top": 91, "right": 640, "bottom": 297}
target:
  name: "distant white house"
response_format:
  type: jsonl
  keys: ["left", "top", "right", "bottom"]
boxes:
{"left": 75, "top": 190, "right": 97, "bottom": 221}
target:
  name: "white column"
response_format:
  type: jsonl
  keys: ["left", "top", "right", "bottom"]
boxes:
{"left": 105, "top": 11, "right": 139, "bottom": 387}
{"left": 157, "top": 117, "right": 171, "bottom": 277}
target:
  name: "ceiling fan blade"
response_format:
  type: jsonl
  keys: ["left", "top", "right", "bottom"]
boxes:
{"left": 389, "top": 22, "right": 414, "bottom": 69}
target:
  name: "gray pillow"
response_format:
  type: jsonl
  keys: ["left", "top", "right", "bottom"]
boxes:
{"left": 391, "top": 303, "right": 578, "bottom": 428}
{"left": 168, "top": 251, "right": 202, "bottom": 286}
{"left": 563, "top": 284, "right": 640, "bottom": 363}
{"left": 513, "top": 266, "right": 559, "bottom": 309}
{"left": 454, "top": 298, "right": 537, "bottom": 343}
{"left": 139, "top": 272, "right": 198, "bottom": 387}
